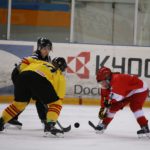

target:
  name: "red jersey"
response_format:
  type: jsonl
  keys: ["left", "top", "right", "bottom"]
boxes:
{"left": 100, "top": 73, "right": 148, "bottom": 106}
{"left": 110, "top": 74, "right": 148, "bottom": 103}
{"left": 100, "top": 89, "right": 110, "bottom": 108}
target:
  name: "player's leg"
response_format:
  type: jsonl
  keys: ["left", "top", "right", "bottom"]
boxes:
{"left": 7, "top": 101, "right": 30, "bottom": 128}
{"left": 46, "top": 99, "right": 62, "bottom": 123}
{"left": 129, "top": 90, "right": 149, "bottom": 135}
{"left": 104, "top": 99, "right": 129, "bottom": 125}
{"left": 0, "top": 72, "right": 31, "bottom": 131}
{"left": 8, "top": 113, "right": 22, "bottom": 127}
{"left": 30, "top": 73, "right": 63, "bottom": 135}
{"left": 0, "top": 101, "right": 28, "bottom": 131}
{"left": 35, "top": 101, "right": 47, "bottom": 124}
{"left": 44, "top": 99, "right": 63, "bottom": 136}
{"left": 8, "top": 67, "right": 23, "bottom": 127}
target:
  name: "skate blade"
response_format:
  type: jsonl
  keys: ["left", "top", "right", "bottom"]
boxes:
{"left": 146, "top": 133, "right": 150, "bottom": 138}
{"left": 43, "top": 132, "right": 64, "bottom": 138}
{"left": 4, "top": 123, "right": 22, "bottom": 130}
{"left": 95, "top": 130, "right": 105, "bottom": 134}
{"left": 0, "top": 130, "right": 5, "bottom": 134}
{"left": 138, "top": 133, "right": 150, "bottom": 139}
{"left": 0, "top": 127, "right": 8, "bottom": 133}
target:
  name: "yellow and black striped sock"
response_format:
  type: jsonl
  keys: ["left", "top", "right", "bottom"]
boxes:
{"left": 47, "top": 99, "right": 62, "bottom": 122}
{"left": 2, "top": 101, "right": 28, "bottom": 123}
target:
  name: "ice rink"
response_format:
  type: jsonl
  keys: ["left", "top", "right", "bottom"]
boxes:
{"left": 0, "top": 104, "right": 150, "bottom": 150}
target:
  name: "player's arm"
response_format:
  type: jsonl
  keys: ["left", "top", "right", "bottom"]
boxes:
{"left": 19, "top": 57, "right": 36, "bottom": 72}
{"left": 11, "top": 64, "right": 20, "bottom": 85}
{"left": 100, "top": 89, "right": 110, "bottom": 108}
{"left": 19, "top": 56, "right": 46, "bottom": 72}
{"left": 108, "top": 76, "right": 128, "bottom": 105}
{"left": 11, "top": 56, "right": 38, "bottom": 84}
{"left": 99, "top": 89, "right": 110, "bottom": 119}
{"left": 109, "top": 90, "right": 125, "bottom": 105}
{"left": 57, "top": 74, "right": 66, "bottom": 100}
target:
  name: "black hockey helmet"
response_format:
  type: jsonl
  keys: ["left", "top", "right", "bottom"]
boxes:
{"left": 52, "top": 57, "right": 67, "bottom": 72}
{"left": 37, "top": 37, "right": 52, "bottom": 51}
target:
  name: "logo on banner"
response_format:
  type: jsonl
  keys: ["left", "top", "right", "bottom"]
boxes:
{"left": 67, "top": 52, "right": 90, "bottom": 79}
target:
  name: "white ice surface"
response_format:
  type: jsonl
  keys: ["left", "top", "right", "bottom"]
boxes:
{"left": 0, "top": 104, "right": 150, "bottom": 150}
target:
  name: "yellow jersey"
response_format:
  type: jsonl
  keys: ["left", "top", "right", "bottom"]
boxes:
{"left": 19, "top": 56, "right": 47, "bottom": 72}
{"left": 21, "top": 61, "right": 66, "bottom": 99}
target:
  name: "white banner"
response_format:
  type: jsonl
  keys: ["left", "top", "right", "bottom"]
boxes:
{"left": 53, "top": 43, "right": 150, "bottom": 99}
{"left": 0, "top": 40, "right": 150, "bottom": 100}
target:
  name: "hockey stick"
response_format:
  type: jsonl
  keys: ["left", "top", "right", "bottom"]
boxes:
{"left": 88, "top": 121, "right": 96, "bottom": 130}
{"left": 56, "top": 121, "right": 71, "bottom": 132}
{"left": 89, "top": 103, "right": 109, "bottom": 130}
{"left": 88, "top": 108, "right": 108, "bottom": 130}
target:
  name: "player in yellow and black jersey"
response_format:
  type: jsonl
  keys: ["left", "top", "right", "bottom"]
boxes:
{"left": 0, "top": 57, "right": 67, "bottom": 136}
{"left": 8, "top": 37, "right": 52, "bottom": 128}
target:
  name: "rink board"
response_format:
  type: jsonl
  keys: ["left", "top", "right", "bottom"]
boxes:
{"left": 0, "top": 95, "right": 150, "bottom": 107}
{"left": 0, "top": 40, "right": 150, "bottom": 105}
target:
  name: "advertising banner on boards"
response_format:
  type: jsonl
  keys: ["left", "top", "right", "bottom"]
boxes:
{"left": 0, "top": 40, "right": 149, "bottom": 100}
{"left": 53, "top": 43, "right": 150, "bottom": 100}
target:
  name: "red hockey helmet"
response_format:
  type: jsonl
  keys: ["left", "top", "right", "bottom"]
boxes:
{"left": 96, "top": 66, "right": 112, "bottom": 82}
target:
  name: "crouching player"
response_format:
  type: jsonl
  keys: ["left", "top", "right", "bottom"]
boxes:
{"left": 95, "top": 67, "right": 149, "bottom": 137}
{"left": 0, "top": 57, "right": 67, "bottom": 137}
{"left": 8, "top": 37, "right": 52, "bottom": 128}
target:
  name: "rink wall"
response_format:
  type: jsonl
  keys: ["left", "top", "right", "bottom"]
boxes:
{"left": 0, "top": 40, "right": 150, "bottom": 107}
{"left": 0, "top": 1, "right": 70, "bottom": 27}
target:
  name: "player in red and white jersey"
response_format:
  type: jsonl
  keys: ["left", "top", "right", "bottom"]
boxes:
{"left": 96, "top": 66, "right": 149, "bottom": 136}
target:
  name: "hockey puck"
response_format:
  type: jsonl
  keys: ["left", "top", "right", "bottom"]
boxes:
{"left": 74, "top": 122, "right": 80, "bottom": 128}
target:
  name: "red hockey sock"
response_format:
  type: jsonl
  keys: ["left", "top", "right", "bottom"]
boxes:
{"left": 102, "top": 117, "right": 113, "bottom": 126}
{"left": 137, "top": 116, "right": 148, "bottom": 127}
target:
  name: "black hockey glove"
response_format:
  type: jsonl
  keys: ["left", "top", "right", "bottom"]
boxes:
{"left": 11, "top": 64, "right": 20, "bottom": 85}
{"left": 104, "top": 100, "right": 111, "bottom": 108}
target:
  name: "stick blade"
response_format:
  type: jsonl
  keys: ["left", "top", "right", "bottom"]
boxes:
{"left": 63, "top": 125, "right": 71, "bottom": 132}
{"left": 88, "top": 121, "right": 96, "bottom": 130}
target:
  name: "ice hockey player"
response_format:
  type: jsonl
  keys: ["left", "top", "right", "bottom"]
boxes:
{"left": 96, "top": 66, "right": 150, "bottom": 137}
{"left": 0, "top": 57, "right": 67, "bottom": 137}
{"left": 8, "top": 37, "right": 52, "bottom": 129}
